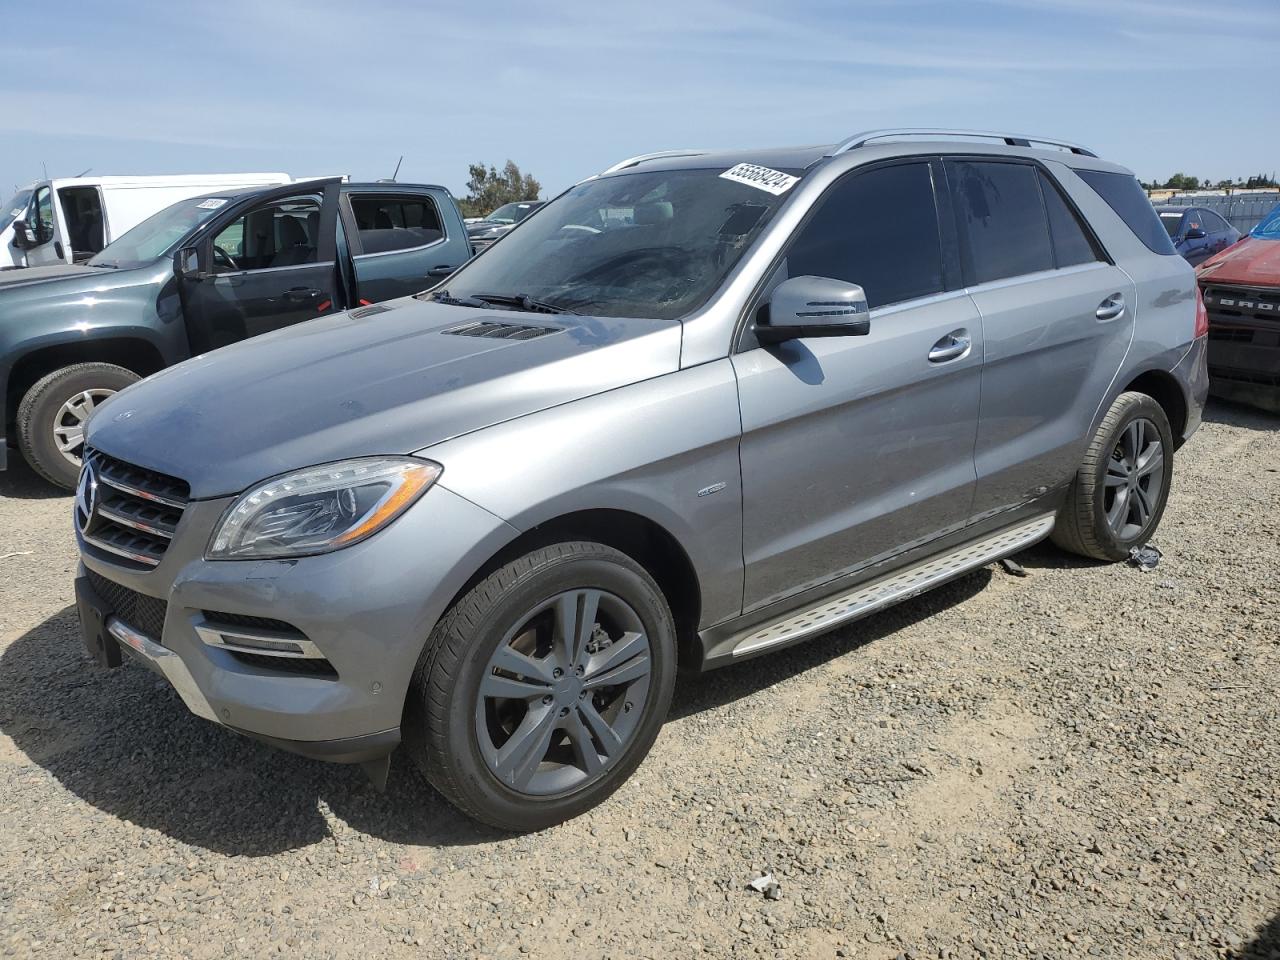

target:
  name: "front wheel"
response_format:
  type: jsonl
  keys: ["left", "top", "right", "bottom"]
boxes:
{"left": 406, "top": 541, "right": 677, "bottom": 831}
{"left": 16, "top": 363, "right": 140, "bottom": 490}
{"left": 1052, "top": 391, "right": 1174, "bottom": 561}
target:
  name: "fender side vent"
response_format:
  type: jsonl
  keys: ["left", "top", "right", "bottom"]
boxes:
{"left": 350, "top": 303, "right": 392, "bottom": 319}
{"left": 443, "top": 320, "right": 561, "bottom": 341}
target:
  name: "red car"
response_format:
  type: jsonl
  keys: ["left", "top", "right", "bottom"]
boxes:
{"left": 1196, "top": 206, "right": 1280, "bottom": 413}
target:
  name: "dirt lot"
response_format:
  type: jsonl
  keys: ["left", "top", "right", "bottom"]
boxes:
{"left": 0, "top": 400, "right": 1277, "bottom": 960}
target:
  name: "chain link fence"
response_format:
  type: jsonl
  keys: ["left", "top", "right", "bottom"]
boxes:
{"left": 1158, "top": 192, "right": 1280, "bottom": 234}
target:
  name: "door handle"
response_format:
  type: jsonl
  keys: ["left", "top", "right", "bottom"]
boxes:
{"left": 282, "top": 287, "right": 322, "bottom": 302}
{"left": 426, "top": 265, "right": 456, "bottom": 278}
{"left": 928, "top": 329, "right": 971, "bottom": 363}
{"left": 1096, "top": 293, "right": 1125, "bottom": 322}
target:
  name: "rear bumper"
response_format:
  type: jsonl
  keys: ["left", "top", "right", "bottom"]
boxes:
{"left": 1171, "top": 335, "right": 1210, "bottom": 444}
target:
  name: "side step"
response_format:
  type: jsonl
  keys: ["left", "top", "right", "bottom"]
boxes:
{"left": 729, "top": 513, "right": 1055, "bottom": 659}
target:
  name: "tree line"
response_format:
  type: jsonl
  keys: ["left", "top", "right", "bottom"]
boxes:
{"left": 1143, "top": 172, "right": 1278, "bottom": 192}
{"left": 458, "top": 160, "right": 543, "bottom": 218}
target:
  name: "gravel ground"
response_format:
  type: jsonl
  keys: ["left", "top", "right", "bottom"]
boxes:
{"left": 1, "top": 400, "right": 1277, "bottom": 960}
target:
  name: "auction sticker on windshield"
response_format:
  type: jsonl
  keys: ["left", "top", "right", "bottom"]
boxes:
{"left": 719, "top": 163, "right": 799, "bottom": 196}
{"left": 196, "top": 198, "right": 228, "bottom": 210}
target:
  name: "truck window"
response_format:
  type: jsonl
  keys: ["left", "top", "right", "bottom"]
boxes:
{"left": 213, "top": 197, "right": 321, "bottom": 271}
{"left": 349, "top": 194, "right": 444, "bottom": 254}
{"left": 34, "top": 186, "right": 54, "bottom": 244}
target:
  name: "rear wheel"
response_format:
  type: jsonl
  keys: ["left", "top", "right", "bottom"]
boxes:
{"left": 16, "top": 363, "right": 140, "bottom": 490}
{"left": 406, "top": 541, "right": 676, "bottom": 831}
{"left": 1052, "top": 391, "right": 1173, "bottom": 561}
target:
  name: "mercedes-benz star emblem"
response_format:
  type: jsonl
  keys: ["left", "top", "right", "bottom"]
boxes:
{"left": 75, "top": 460, "right": 99, "bottom": 533}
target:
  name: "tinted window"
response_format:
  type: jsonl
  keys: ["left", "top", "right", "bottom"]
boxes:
{"left": 350, "top": 194, "right": 443, "bottom": 254}
{"left": 1039, "top": 171, "right": 1104, "bottom": 267}
{"left": 1076, "top": 169, "right": 1177, "bottom": 255}
{"left": 1201, "top": 209, "right": 1232, "bottom": 233}
{"left": 786, "top": 162, "right": 944, "bottom": 309}
{"left": 487, "top": 201, "right": 541, "bottom": 224}
{"left": 948, "top": 160, "right": 1053, "bottom": 284}
{"left": 1159, "top": 212, "right": 1184, "bottom": 237}
{"left": 213, "top": 196, "right": 321, "bottom": 272}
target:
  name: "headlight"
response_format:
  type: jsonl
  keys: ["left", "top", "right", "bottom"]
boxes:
{"left": 207, "top": 457, "right": 441, "bottom": 560}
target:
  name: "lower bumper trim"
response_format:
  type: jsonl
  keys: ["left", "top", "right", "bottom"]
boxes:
{"left": 107, "top": 616, "right": 219, "bottom": 723}
{"left": 227, "top": 725, "right": 401, "bottom": 765}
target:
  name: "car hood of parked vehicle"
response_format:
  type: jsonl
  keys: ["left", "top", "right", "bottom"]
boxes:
{"left": 85, "top": 297, "right": 683, "bottom": 499}
{"left": 0, "top": 263, "right": 106, "bottom": 290}
{"left": 1196, "top": 235, "right": 1280, "bottom": 286}
{"left": 465, "top": 220, "right": 511, "bottom": 238}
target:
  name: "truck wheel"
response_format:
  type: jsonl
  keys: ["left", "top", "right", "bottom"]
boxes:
{"left": 406, "top": 541, "right": 677, "bottom": 831}
{"left": 17, "top": 363, "right": 140, "bottom": 490}
{"left": 1051, "top": 391, "right": 1174, "bottom": 562}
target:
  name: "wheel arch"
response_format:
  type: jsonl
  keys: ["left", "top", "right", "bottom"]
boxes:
{"left": 1122, "top": 367, "right": 1189, "bottom": 447}
{"left": 5, "top": 334, "right": 167, "bottom": 432}
{"left": 440, "top": 508, "right": 705, "bottom": 670}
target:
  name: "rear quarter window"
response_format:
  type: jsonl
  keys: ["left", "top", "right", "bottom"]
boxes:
{"left": 1076, "top": 170, "right": 1177, "bottom": 256}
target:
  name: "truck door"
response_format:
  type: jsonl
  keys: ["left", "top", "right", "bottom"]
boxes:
{"left": 341, "top": 189, "right": 469, "bottom": 302}
{"left": 23, "top": 184, "right": 68, "bottom": 266}
{"left": 179, "top": 184, "right": 341, "bottom": 355}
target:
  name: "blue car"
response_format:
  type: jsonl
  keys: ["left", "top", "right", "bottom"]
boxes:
{"left": 1156, "top": 205, "right": 1241, "bottom": 266}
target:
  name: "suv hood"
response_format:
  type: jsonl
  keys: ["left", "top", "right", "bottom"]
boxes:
{"left": 86, "top": 298, "right": 682, "bottom": 499}
{"left": 0, "top": 262, "right": 104, "bottom": 289}
{"left": 1196, "top": 236, "right": 1280, "bottom": 286}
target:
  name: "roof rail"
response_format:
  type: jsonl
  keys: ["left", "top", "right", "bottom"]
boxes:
{"left": 829, "top": 129, "right": 1097, "bottom": 158}
{"left": 599, "top": 150, "right": 708, "bottom": 175}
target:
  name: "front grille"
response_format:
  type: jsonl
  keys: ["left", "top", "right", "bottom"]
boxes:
{"left": 1202, "top": 283, "right": 1280, "bottom": 328}
{"left": 443, "top": 319, "right": 560, "bottom": 341}
{"left": 86, "top": 569, "right": 168, "bottom": 641}
{"left": 79, "top": 449, "right": 190, "bottom": 569}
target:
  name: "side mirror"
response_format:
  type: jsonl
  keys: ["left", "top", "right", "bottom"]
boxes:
{"left": 756, "top": 275, "right": 871, "bottom": 345}
{"left": 1184, "top": 226, "right": 1207, "bottom": 240}
{"left": 174, "top": 246, "right": 202, "bottom": 281}
{"left": 10, "top": 220, "right": 34, "bottom": 250}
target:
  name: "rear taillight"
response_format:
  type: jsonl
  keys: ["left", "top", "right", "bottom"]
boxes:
{"left": 1194, "top": 286, "right": 1209, "bottom": 338}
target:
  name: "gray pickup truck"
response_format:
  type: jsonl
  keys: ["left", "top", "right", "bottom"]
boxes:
{"left": 0, "top": 178, "right": 470, "bottom": 488}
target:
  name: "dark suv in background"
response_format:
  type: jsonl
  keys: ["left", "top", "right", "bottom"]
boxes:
{"left": 466, "top": 200, "right": 544, "bottom": 253}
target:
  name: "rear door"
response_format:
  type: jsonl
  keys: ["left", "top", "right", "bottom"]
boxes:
{"left": 342, "top": 188, "right": 470, "bottom": 302}
{"left": 946, "top": 157, "right": 1136, "bottom": 517}
{"left": 180, "top": 184, "right": 341, "bottom": 355}
{"left": 735, "top": 158, "right": 983, "bottom": 611}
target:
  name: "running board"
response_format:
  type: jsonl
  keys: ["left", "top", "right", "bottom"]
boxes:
{"left": 727, "top": 513, "right": 1055, "bottom": 660}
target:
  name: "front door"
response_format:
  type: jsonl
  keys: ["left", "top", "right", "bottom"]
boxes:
{"left": 735, "top": 159, "right": 983, "bottom": 612}
{"left": 944, "top": 158, "right": 1137, "bottom": 517}
{"left": 24, "top": 185, "right": 66, "bottom": 266}
{"left": 181, "top": 185, "right": 340, "bottom": 355}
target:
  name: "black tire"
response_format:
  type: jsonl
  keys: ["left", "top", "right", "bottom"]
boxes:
{"left": 1051, "top": 391, "right": 1174, "bottom": 562}
{"left": 17, "top": 363, "right": 140, "bottom": 490}
{"left": 406, "top": 541, "right": 677, "bottom": 831}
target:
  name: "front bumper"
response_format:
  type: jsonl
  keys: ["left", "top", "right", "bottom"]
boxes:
{"left": 75, "top": 483, "right": 518, "bottom": 762}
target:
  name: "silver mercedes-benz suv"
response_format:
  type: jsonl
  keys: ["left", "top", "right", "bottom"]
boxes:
{"left": 73, "top": 129, "right": 1208, "bottom": 830}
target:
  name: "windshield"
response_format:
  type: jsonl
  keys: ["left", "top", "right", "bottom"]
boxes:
{"left": 434, "top": 169, "right": 794, "bottom": 320}
{"left": 0, "top": 189, "right": 33, "bottom": 233}
{"left": 485, "top": 201, "right": 541, "bottom": 224}
{"left": 1250, "top": 207, "right": 1280, "bottom": 240}
{"left": 88, "top": 196, "right": 232, "bottom": 269}
{"left": 1159, "top": 212, "right": 1183, "bottom": 237}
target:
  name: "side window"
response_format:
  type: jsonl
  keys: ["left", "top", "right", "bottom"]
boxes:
{"left": 1202, "top": 209, "right": 1231, "bottom": 233}
{"left": 349, "top": 194, "right": 444, "bottom": 254}
{"left": 212, "top": 197, "right": 321, "bottom": 272}
{"left": 948, "top": 160, "right": 1053, "bottom": 284}
{"left": 785, "top": 162, "right": 944, "bottom": 309}
{"left": 1076, "top": 169, "right": 1178, "bottom": 256}
{"left": 1038, "top": 171, "right": 1104, "bottom": 268}
{"left": 34, "top": 186, "right": 54, "bottom": 243}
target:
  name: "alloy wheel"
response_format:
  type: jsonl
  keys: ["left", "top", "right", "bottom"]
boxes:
{"left": 475, "top": 588, "right": 653, "bottom": 797}
{"left": 1103, "top": 417, "right": 1164, "bottom": 540}
{"left": 53, "top": 389, "right": 116, "bottom": 467}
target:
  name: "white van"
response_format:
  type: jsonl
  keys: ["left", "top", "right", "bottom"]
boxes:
{"left": 0, "top": 173, "right": 300, "bottom": 269}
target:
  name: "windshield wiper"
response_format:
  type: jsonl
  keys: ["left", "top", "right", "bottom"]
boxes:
{"left": 421, "top": 288, "right": 487, "bottom": 308}
{"left": 471, "top": 293, "right": 577, "bottom": 315}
